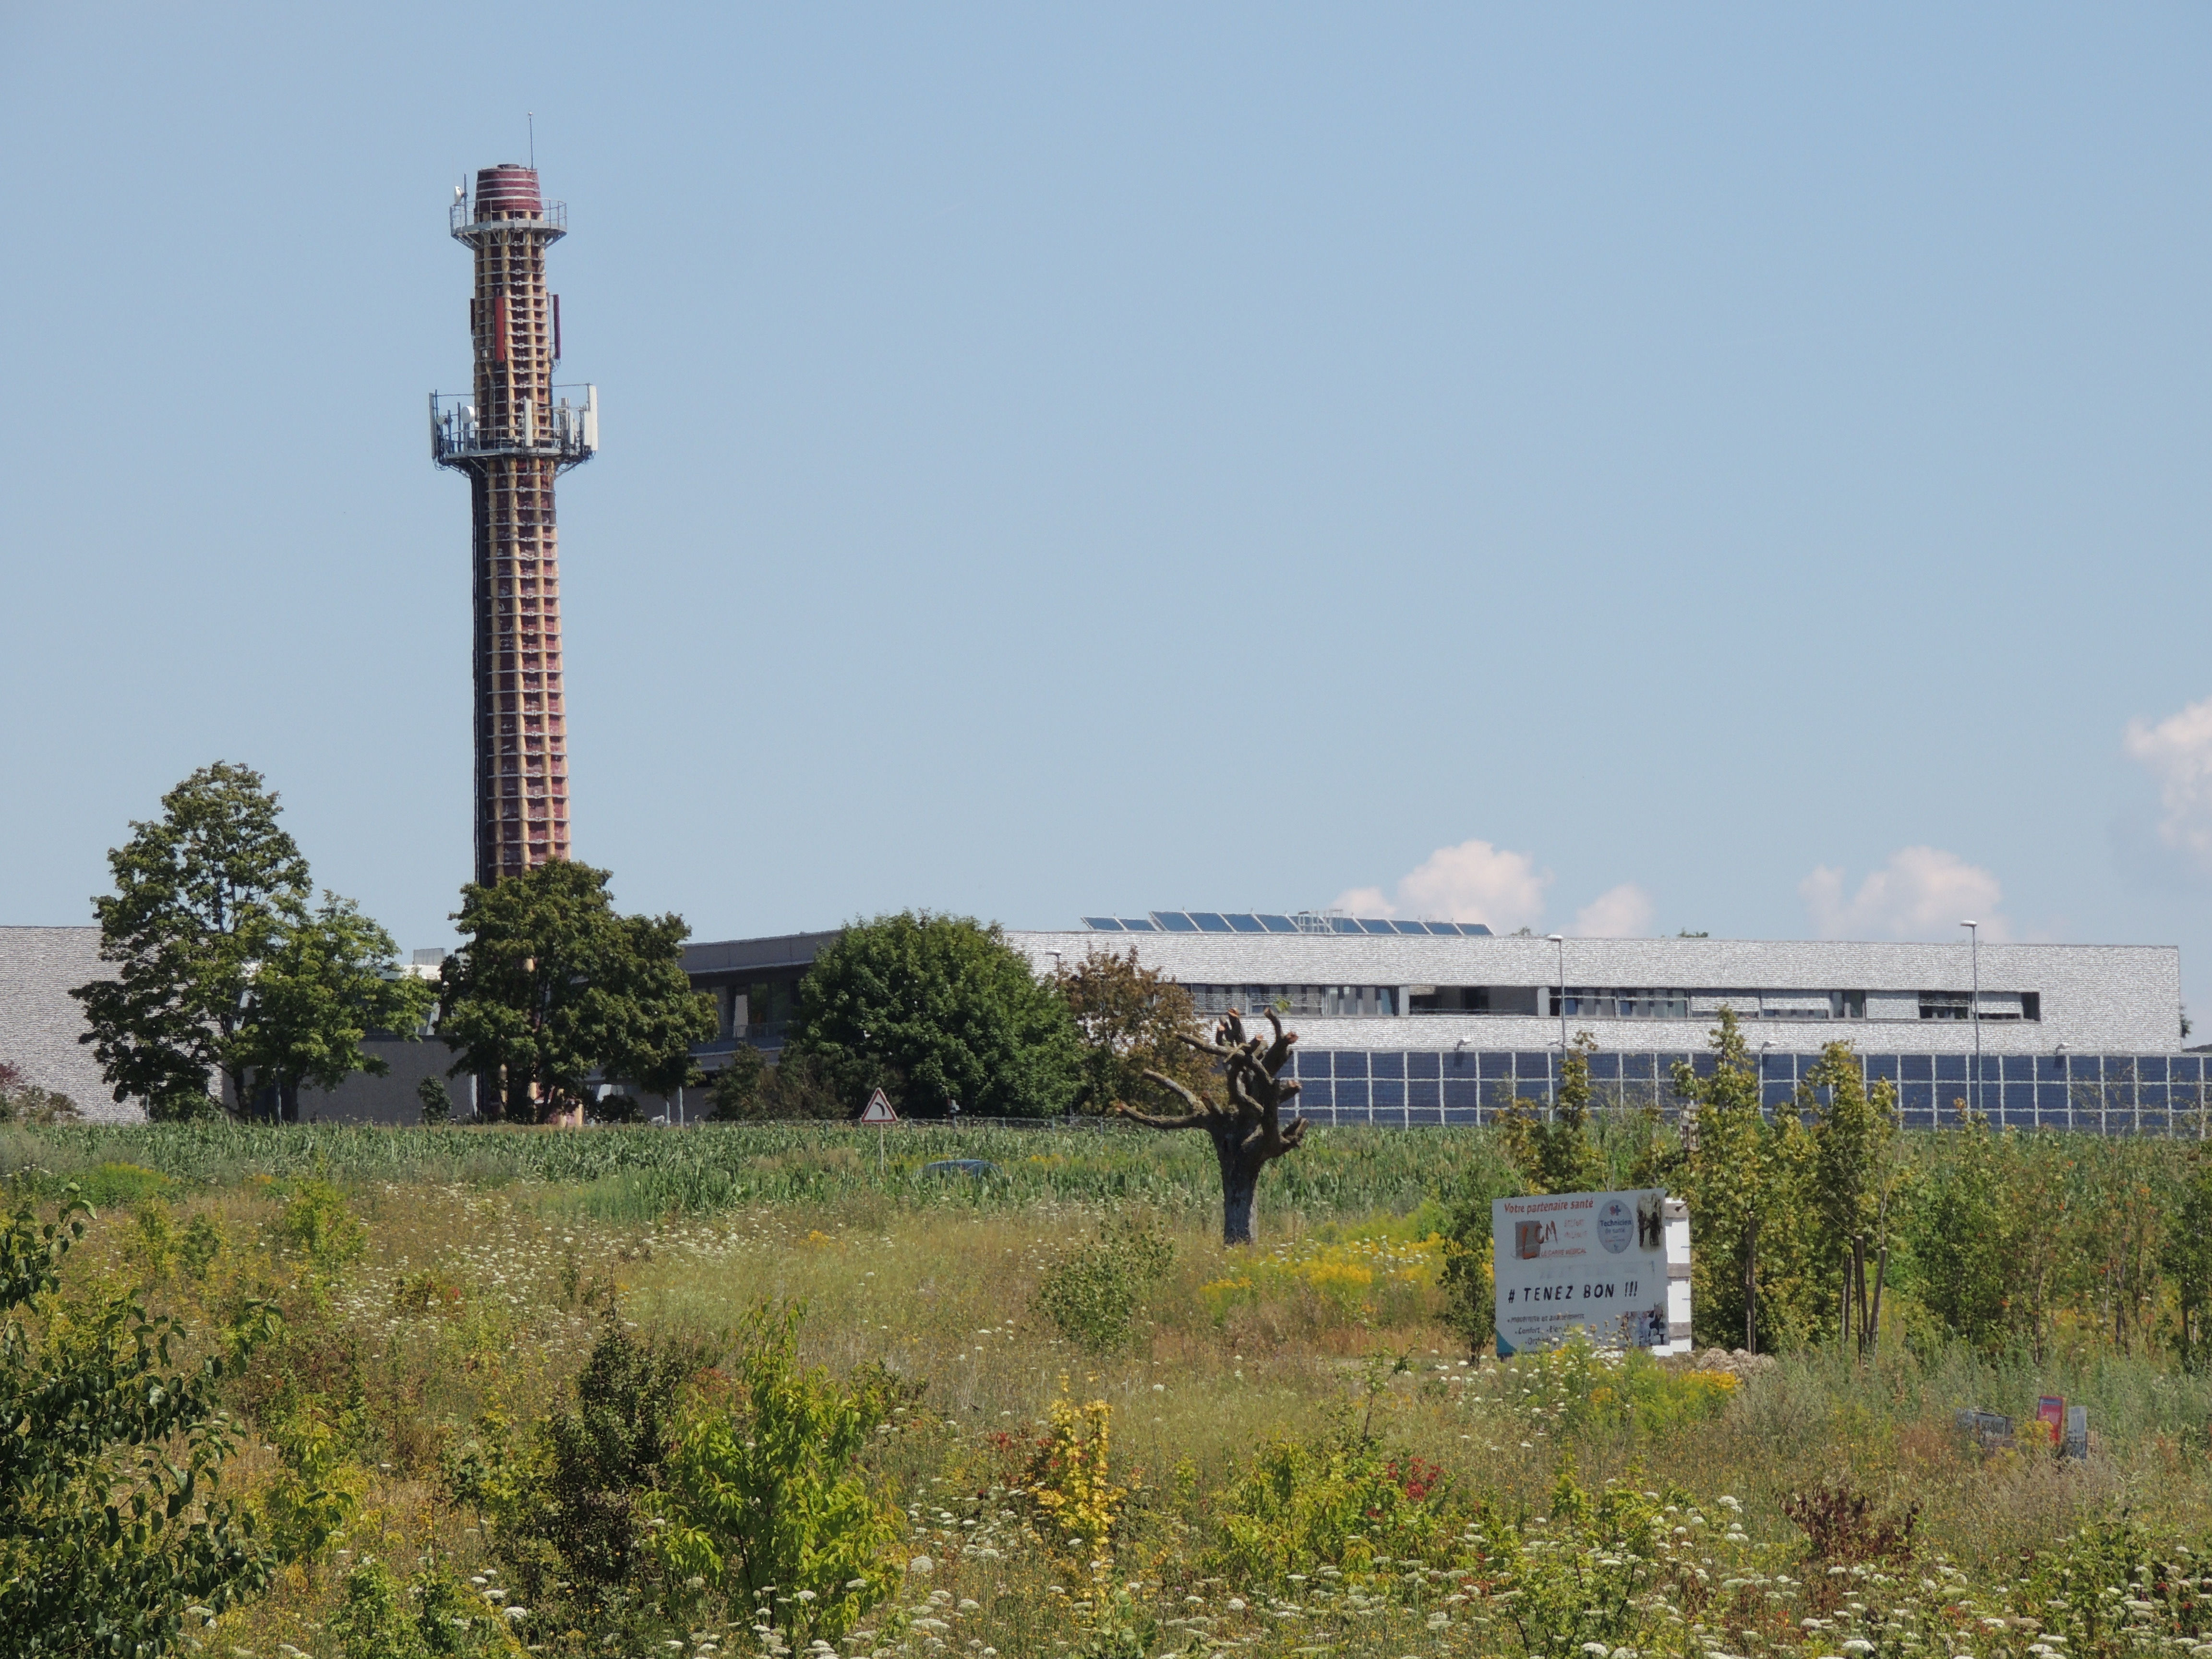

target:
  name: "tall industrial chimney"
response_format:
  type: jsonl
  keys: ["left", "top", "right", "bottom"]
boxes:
{"left": 431, "top": 165, "right": 597, "bottom": 887}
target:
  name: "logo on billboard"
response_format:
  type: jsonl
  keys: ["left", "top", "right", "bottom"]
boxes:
{"left": 1596, "top": 1197, "right": 1634, "bottom": 1254}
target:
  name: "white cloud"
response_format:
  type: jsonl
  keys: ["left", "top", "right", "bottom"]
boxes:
{"left": 1333, "top": 838, "right": 1554, "bottom": 932}
{"left": 1570, "top": 883, "right": 1653, "bottom": 938}
{"left": 1800, "top": 847, "right": 2008, "bottom": 941}
{"left": 1330, "top": 885, "right": 1396, "bottom": 916}
{"left": 2124, "top": 695, "right": 2212, "bottom": 876}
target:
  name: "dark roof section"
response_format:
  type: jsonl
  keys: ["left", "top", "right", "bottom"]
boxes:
{"left": 1085, "top": 911, "right": 1493, "bottom": 937}
{"left": 682, "top": 930, "right": 842, "bottom": 976}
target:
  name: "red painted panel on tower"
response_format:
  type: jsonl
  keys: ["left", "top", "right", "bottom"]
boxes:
{"left": 474, "top": 165, "right": 541, "bottom": 216}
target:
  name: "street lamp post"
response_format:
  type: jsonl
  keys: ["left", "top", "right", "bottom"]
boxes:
{"left": 1961, "top": 920, "right": 1981, "bottom": 1123}
{"left": 1547, "top": 933, "right": 1566, "bottom": 1115}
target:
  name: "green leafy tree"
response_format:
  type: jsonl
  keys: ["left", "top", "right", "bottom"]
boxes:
{"left": 1671, "top": 1009, "right": 1797, "bottom": 1351}
{"left": 790, "top": 911, "right": 1081, "bottom": 1118}
{"left": 435, "top": 860, "right": 718, "bottom": 1123}
{"left": 1499, "top": 1031, "right": 1612, "bottom": 1196}
{"left": 0, "top": 1191, "right": 283, "bottom": 1655}
{"left": 1803, "top": 1042, "right": 1896, "bottom": 1249}
{"left": 416, "top": 1075, "right": 453, "bottom": 1124}
{"left": 241, "top": 895, "right": 433, "bottom": 1120}
{"left": 655, "top": 1302, "right": 906, "bottom": 1645}
{"left": 706, "top": 1047, "right": 850, "bottom": 1121}
{"left": 71, "top": 763, "right": 429, "bottom": 1121}
{"left": 1058, "top": 947, "right": 1216, "bottom": 1117}
{"left": 1906, "top": 1116, "right": 2015, "bottom": 1351}
{"left": 1439, "top": 1140, "right": 1527, "bottom": 1357}
{"left": 538, "top": 1320, "right": 701, "bottom": 1599}
{"left": 1793, "top": 1041, "right": 1900, "bottom": 1346}
{"left": 451, "top": 1315, "right": 704, "bottom": 1640}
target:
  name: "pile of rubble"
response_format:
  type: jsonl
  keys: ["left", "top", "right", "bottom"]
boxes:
{"left": 1686, "top": 1347, "right": 1779, "bottom": 1379}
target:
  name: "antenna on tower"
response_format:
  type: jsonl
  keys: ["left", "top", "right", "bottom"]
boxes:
{"left": 528, "top": 113, "right": 535, "bottom": 169}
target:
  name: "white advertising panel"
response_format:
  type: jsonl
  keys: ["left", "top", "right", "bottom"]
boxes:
{"left": 1491, "top": 1189, "right": 1691, "bottom": 1357}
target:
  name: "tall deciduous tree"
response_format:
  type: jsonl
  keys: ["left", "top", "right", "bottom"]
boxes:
{"left": 1671, "top": 1008, "right": 1795, "bottom": 1351}
{"left": 1499, "top": 1031, "right": 1613, "bottom": 1196}
{"left": 789, "top": 912, "right": 1081, "bottom": 1118}
{"left": 1058, "top": 947, "right": 1216, "bottom": 1117}
{"left": 71, "top": 764, "right": 429, "bottom": 1121}
{"left": 436, "top": 860, "right": 717, "bottom": 1123}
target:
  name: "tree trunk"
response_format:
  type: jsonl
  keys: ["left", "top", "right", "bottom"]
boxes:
{"left": 1213, "top": 1123, "right": 1268, "bottom": 1246}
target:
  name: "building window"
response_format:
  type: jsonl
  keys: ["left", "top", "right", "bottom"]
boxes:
{"left": 1549, "top": 989, "right": 1693, "bottom": 1020}
{"left": 1919, "top": 991, "right": 2035, "bottom": 1022}
{"left": 1408, "top": 986, "right": 1539, "bottom": 1015}
{"left": 1187, "top": 985, "right": 1398, "bottom": 1018}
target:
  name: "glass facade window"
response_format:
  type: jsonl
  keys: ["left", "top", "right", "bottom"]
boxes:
{"left": 1549, "top": 988, "right": 1692, "bottom": 1020}
{"left": 1919, "top": 991, "right": 2037, "bottom": 1022}
{"left": 1262, "top": 1047, "right": 2209, "bottom": 1133}
{"left": 1187, "top": 984, "right": 1399, "bottom": 1018}
{"left": 1408, "top": 986, "right": 1540, "bottom": 1015}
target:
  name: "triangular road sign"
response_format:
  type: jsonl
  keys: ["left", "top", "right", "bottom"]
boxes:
{"left": 858, "top": 1089, "right": 898, "bottom": 1125}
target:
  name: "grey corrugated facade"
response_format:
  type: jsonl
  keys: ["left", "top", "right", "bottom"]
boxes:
{"left": 0, "top": 927, "right": 126, "bottom": 1121}
{"left": 0, "top": 926, "right": 449, "bottom": 1126}
{"left": 1005, "top": 932, "right": 2183, "bottom": 1056}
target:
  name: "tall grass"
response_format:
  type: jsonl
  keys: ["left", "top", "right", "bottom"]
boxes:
{"left": 2, "top": 1119, "right": 1521, "bottom": 1224}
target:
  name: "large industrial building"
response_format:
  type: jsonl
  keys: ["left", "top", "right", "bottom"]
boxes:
{"left": 680, "top": 913, "right": 2200, "bottom": 1135}
{"left": 7, "top": 913, "right": 2200, "bottom": 1129}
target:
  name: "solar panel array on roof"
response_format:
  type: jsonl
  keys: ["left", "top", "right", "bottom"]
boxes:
{"left": 1079, "top": 913, "right": 1492, "bottom": 937}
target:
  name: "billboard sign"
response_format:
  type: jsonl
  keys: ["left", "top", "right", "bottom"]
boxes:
{"left": 1491, "top": 1189, "right": 1691, "bottom": 1357}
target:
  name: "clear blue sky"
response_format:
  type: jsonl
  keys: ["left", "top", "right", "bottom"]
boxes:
{"left": 4, "top": 6, "right": 2210, "bottom": 1021}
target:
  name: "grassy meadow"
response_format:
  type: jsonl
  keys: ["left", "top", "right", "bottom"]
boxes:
{"left": 11, "top": 1118, "right": 2212, "bottom": 1659}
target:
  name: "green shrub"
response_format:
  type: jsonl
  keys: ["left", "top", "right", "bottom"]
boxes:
{"left": 0, "top": 1190, "right": 282, "bottom": 1655}
{"left": 258, "top": 1390, "right": 367, "bottom": 1565}
{"left": 2023, "top": 1515, "right": 2212, "bottom": 1659}
{"left": 450, "top": 1311, "right": 703, "bottom": 1634}
{"left": 75, "top": 1160, "right": 168, "bottom": 1209}
{"left": 1458, "top": 1334, "right": 1739, "bottom": 1440}
{"left": 1034, "top": 1215, "right": 1175, "bottom": 1352}
{"left": 709, "top": 1046, "right": 856, "bottom": 1121}
{"left": 1440, "top": 1201, "right": 1498, "bottom": 1355}
{"left": 179, "top": 1211, "right": 223, "bottom": 1279}
{"left": 1208, "top": 1358, "right": 1455, "bottom": 1587}
{"left": 655, "top": 1300, "right": 907, "bottom": 1644}
{"left": 266, "top": 1173, "right": 364, "bottom": 1292}
{"left": 1454, "top": 1466, "right": 1735, "bottom": 1658}
{"left": 330, "top": 1555, "right": 526, "bottom": 1658}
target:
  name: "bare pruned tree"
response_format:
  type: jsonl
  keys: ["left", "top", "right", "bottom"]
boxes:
{"left": 1113, "top": 1007, "right": 1308, "bottom": 1245}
